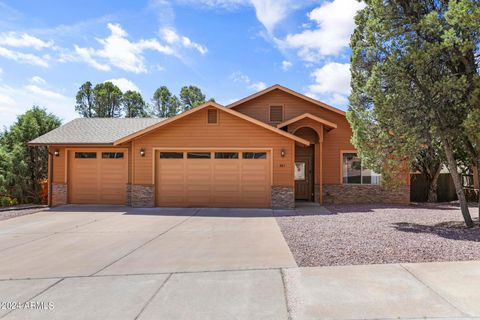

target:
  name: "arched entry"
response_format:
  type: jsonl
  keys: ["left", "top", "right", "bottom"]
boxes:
{"left": 293, "top": 127, "right": 320, "bottom": 201}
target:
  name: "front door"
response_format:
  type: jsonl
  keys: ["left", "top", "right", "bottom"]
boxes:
{"left": 295, "top": 146, "right": 313, "bottom": 201}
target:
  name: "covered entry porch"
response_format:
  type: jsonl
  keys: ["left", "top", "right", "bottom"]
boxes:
{"left": 277, "top": 113, "right": 337, "bottom": 205}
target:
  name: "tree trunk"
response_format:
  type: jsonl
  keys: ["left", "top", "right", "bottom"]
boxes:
{"left": 473, "top": 165, "right": 479, "bottom": 190}
{"left": 474, "top": 162, "right": 480, "bottom": 226}
{"left": 441, "top": 136, "right": 474, "bottom": 227}
{"left": 427, "top": 165, "right": 441, "bottom": 203}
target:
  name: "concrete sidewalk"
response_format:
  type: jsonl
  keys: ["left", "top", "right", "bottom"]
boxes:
{"left": 1, "top": 260, "right": 479, "bottom": 320}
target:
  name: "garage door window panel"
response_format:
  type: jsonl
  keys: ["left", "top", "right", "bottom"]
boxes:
{"left": 102, "top": 152, "right": 124, "bottom": 159}
{"left": 75, "top": 152, "right": 97, "bottom": 159}
{"left": 243, "top": 152, "right": 267, "bottom": 159}
{"left": 187, "top": 152, "right": 211, "bottom": 159}
{"left": 215, "top": 152, "right": 239, "bottom": 159}
{"left": 160, "top": 152, "right": 184, "bottom": 159}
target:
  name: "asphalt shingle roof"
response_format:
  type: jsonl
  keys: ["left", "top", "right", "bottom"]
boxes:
{"left": 29, "top": 118, "right": 165, "bottom": 145}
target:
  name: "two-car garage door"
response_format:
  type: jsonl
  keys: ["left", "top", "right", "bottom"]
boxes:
{"left": 155, "top": 150, "right": 271, "bottom": 208}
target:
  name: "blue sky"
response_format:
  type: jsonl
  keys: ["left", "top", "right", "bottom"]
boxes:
{"left": 0, "top": 0, "right": 364, "bottom": 128}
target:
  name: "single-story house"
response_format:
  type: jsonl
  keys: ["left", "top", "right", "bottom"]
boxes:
{"left": 29, "top": 85, "right": 410, "bottom": 208}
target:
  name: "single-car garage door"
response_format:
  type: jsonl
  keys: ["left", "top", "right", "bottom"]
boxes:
{"left": 155, "top": 150, "right": 271, "bottom": 207}
{"left": 68, "top": 150, "right": 128, "bottom": 204}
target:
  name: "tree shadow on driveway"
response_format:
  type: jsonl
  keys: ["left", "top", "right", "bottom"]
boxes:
{"left": 392, "top": 219, "right": 480, "bottom": 242}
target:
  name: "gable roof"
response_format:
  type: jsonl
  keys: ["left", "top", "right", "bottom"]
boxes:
{"left": 113, "top": 102, "right": 310, "bottom": 146}
{"left": 28, "top": 118, "right": 164, "bottom": 146}
{"left": 227, "top": 84, "right": 346, "bottom": 117}
{"left": 276, "top": 113, "right": 337, "bottom": 131}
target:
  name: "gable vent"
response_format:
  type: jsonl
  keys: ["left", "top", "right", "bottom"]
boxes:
{"left": 269, "top": 105, "right": 283, "bottom": 123}
{"left": 207, "top": 109, "right": 218, "bottom": 124}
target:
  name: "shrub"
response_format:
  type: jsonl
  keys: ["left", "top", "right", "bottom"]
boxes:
{"left": 1, "top": 196, "right": 10, "bottom": 207}
{"left": 0, "top": 196, "right": 18, "bottom": 207}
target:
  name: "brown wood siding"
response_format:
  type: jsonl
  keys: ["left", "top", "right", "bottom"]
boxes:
{"left": 232, "top": 88, "right": 356, "bottom": 184}
{"left": 132, "top": 108, "right": 295, "bottom": 187}
{"left": 49, "top": 146, "right": 66, "bottom": 183}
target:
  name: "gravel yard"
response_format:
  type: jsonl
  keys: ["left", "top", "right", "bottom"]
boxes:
{"left": 276, "top": 204, "right": 480, "bottom": 267}
{"left": 0, "top": 206, "right": 48, "bottom": 221}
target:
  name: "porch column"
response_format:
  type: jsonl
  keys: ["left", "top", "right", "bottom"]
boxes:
{"left": 319, "top": 125, "right": 324, "bottom": 205}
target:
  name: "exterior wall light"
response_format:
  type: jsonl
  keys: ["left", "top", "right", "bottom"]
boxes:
{"left": 54, "top": 150, "right": 60, "bottom": 157}
{"left": 280, "top": 149, "right": 286, "bottom": 157}
{"left": 140, "top": 148, "right": 145, "bottom": 157}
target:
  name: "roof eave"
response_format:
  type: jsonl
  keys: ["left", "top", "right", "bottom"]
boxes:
{"left": 113, "top": 101, "right": 310, "bottom": 146}
{"left": 276, "top": 113, "right": 338, "bottom": 130}
{"left": 227, "top": 84, "right": 346, "bottom": 117}
{"left": 28, "top": 142, "right": 115, "bottom": 147}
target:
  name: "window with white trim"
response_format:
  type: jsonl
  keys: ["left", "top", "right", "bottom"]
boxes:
{"left": 342, "top": 153, "right": 381, "bottom": 185}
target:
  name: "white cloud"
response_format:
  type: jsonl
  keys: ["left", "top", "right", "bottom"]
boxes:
{"left": 162, "top": 28, "right": 180, "bottom": 44}
{"left": 230, "top": 71, "right": 267, "bottom": 91}
{"left": 308, "top": 62, "right": 350, "bottom": 94}
{"left": 249, "top": 81, "right": 267, "bottom": 91}
{"left": 73, "top": 45, "right": 111, "bottom": 71}
{"left": 105, "top": 78, "right": 140, "bottom": 93}
{"left": 279, "top": 0, "right": 365, "bottom": 61}
{"left": 0, "top": 46, "right": 49, "bottom": 67}
{"left": 176, "top": 0, "right": 247, "bottom": 9}
{"left": 0, "top": 32, "right": 53, "bottom": 50}
{"left": 74, "top": 23, "right": 177, "bottom": 73}
{"left": 230, "top": 71, "right": 250, "bottom": 84}
{"left": 306, "top": 62, "right": 351, "bottom": 105}
{"left": 250, "top": 0, "right": 290, "bottom": 33}
{"left": 0, "top": 85, "right": 15, "bottom": 105}
{"left": 175, "top": 0, "right": 297, "bottom": 33}
{"left": 25, "top": 84, "right": 66, "bottom": 100}
{"left": 281, "top": 60, "right": 292, "bottom": 71}
{"left": 160, "top": 28, "right": 208, "bottom": 55}
{"left": 0, "top": 83, "right": 76, "bottom": 128}
{"left": 29, "top": 75, "right": 46, "bottom": 85}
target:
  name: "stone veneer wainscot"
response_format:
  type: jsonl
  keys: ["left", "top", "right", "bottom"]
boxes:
{"left": 323, "top": 184, "right": 410, "bottom": 205}
{"left": 131, "top": 185, "right": 155, "bottom": 207}
{"left": 52, "top": 183, "right": 67, "bottom": 206}
{"left": 271, "top": 186, "right": 295, "bottom": 209}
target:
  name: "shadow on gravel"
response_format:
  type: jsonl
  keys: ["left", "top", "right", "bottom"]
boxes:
{"left": 326, "top": 203, "right": 476, "bottom": 214}
{"left": 392, "top": 219, "right": 480, "bottom": 242}
{"left": 326, "top": 204, "right": 411, "bottom": 214}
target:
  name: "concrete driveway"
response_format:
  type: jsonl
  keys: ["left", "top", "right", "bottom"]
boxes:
{"left": 1, "top": 205, "right": 480, "bottom": 319}
{"left": 0, "top": 205, "right": 296, "bottom": 279}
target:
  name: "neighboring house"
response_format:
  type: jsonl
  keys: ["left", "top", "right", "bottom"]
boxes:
{"left": 30, "top": 85, "right": 410, "bottom": 208}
